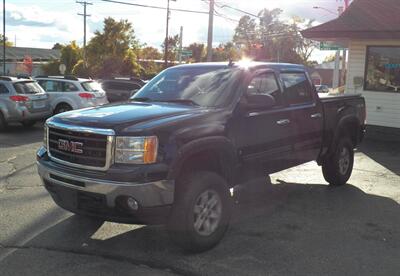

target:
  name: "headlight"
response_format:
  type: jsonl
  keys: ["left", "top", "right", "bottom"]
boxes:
{"left": 115, "top": 136, "right": 158, "bottom": 164}
{"left": 43, "top": 125, "right": 48, "bottom": 149}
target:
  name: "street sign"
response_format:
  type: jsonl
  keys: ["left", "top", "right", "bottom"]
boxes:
{"left": 181, "top": 50, "right": 192, "bottom": 57}
{"left": 319, "top": 42, "right": 345, "bottom": 51}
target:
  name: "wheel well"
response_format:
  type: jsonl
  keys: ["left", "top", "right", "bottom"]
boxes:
{"left": 54, "top": 102, "right": 72, "bottom": 111}
{"left": 339, "top": 120, "right": 360, "bottom": 147}
{"left": 178, "top": 150, "right": 233, "bottom": 187}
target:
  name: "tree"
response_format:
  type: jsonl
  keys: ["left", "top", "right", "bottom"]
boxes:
{"left": 0, "top": 35, "right": 13, "bottom": 47}
{"left": 233, "top": 15, "right": 257, "bottom": 51}
{"left": 85, "top": 17, "right": 141, "bottom": 77}
{"left": 212, "top": 42, "right": 240, "bottom": 62}
{"left": 187, "top": 43, "right": 205, "bottom": 62}
{"left": 161, "top": 35, "right": 179, "bottom": 65}
{"left": 140, "top": 46, "right": 162, "bottom": 60}
{"left": 60, "top": 41, "right": 81, "bottom": 74}
{"left": 52, "top": 43, "right": 63, "bottom": 50}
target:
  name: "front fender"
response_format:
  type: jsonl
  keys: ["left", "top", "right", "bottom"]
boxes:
{"left": 167, "top": 136, "right": 238, "bottom": 182}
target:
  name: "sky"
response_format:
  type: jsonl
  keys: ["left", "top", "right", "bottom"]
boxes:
{"left": 3, "top": 0, "right": 349, "bottom": 62}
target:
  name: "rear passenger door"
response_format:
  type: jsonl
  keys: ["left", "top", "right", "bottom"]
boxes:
{"left": 280, "top": 72, "right": 323, "bottom": 163}
{"left": 37, "top": 80, "right": 64, "bottom": 108}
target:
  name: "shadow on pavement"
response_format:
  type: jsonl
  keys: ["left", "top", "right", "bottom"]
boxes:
{"left": 359, "top": 139, "right": 400, "bottom": 176}
{"left": 3, "top": 178, "right": 400, "bottom": 275}
{"left": 0, "top": 121, "right": 44, "bottom": 148}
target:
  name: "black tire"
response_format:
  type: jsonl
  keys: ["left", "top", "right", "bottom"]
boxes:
{"left": 21, "top": 120, "right": 36, "bottom": 127}
{"left": 322, "top": 137, "right": 354, "bottom": 186}
{"left": 167, "top": 171, "right": 232, "bottom": 253}
{"left": 0, "top": 112, "right": 6, "bottom": 131}
{"left": 54, "top": 103, "right": 72, "bottom": 115}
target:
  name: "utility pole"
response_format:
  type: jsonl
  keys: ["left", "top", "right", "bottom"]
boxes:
{"left": 3, "top": 0, "right": 6, "bottom": 75}
{"left": 77, "top": 1, "right": 92, "bottom": 68}
{"left": 332, "top": 6, "right": 344, "bottom": 89}
{"left": 206, "top": 0, "right": 214, "bottom": 62}
{"left": 178, "top": 26, "right": 183, "bottom": 63}
{"left": 164, "top": 0, "right": 176, "bottom": 67}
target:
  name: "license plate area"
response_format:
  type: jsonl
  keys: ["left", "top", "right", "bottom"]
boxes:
{"left": 33, "top": 100, "right": 46, "bottom": 109}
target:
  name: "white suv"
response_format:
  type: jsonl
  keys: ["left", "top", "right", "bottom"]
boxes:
{"left": 35, "top": 76, "right": 108, "bottom": 114}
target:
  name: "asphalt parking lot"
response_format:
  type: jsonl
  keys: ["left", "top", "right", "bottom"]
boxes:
{"left": 1, "top": 122, "right": 399, "bottom": 276}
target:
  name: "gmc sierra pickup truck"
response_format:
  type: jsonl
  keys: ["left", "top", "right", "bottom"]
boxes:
{"left": 36, "top": 62, "right": 366, "bottom": 252}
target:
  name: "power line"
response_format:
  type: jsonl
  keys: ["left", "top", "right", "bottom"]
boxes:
{"left": 100, "top": 0, "right": 209, "bottom": 15}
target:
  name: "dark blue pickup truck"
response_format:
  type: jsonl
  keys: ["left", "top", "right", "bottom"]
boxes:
{"left": 36, "top": 62, "right": 366, "bottom": 252}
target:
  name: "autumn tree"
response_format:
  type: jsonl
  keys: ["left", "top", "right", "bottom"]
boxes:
{"left": 0, "top": 35, "right": 13, "bottom": 47}
{"left": 187, "top": 43, "right": 205, "bottom": 62}
{"left": 79, "top": 17, "right": 142, "bottom": 78}
{"left": 161, "top": 35, "right": 180, "bottom": 66}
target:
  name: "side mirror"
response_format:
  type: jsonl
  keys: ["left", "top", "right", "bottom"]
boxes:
{"left": 243, "top": 94, "right": 276, "bottom": 110}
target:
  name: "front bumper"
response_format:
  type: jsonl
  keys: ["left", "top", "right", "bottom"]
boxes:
{"left": 37, "top": 148, "right": 174, "bottom": 224}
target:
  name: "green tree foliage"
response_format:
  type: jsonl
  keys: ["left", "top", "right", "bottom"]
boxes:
{"left": 41, "top": 59, "right": 61, "bottom": 75}
{"left": 61, "top": 41, "right": 81, "bottom": 74}
{"left": 138, "top": 46, "right": 162, "bottom": 78}
{"left": 161, "top": 35, "right": 180, "bottom": 65}
{"left": 85, "top": 17, "right": 141, "bottom": 78}
{"left": 232, "top": 9, "right": 317, "bottom": 65}
{"left": 187, "top": 43, "right": 205, "bottom": 62}
{"left": 0, "top": 35, "right": 13, "bottom": 47}
{"left": 212, "top": 42, "right": 240, "bottom": 62}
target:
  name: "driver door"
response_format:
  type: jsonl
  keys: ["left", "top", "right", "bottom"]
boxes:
{"left": 236, "top": 70, "right": 296, "bottom": 173}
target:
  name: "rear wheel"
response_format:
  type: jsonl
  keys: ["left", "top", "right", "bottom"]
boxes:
{"left": 21, "top": 120, "right": 36, "bottom": 127}
{"left": 54, "top": 103, "right": 72, "bottom": 115}
{"left": 322, "top": 137, "right": 354, "bottom": 186}
{"left": 167, "top": 171, "right": 232, "bottom": 253}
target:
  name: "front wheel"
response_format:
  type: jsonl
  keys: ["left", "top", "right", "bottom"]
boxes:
{"left": 167, "top": 171, "right": 232, "bottom": 253}
{"left": 322, "top": 137, "right": 354, "bottom": 186}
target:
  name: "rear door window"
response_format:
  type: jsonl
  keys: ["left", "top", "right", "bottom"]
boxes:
{"left": 63, "top": 82, "right": 79, "bottom": 92}
{"left": 13, "top": 81, "right": 43, "bottom": 94}
{"left": 38, "top": 80, "right": 63, "bottom": 92}
{"left": 280, "top": 73, "right": 313, "bottom": 105}
{"left": 0, "top": 83, "right": 9, "bottom": 94}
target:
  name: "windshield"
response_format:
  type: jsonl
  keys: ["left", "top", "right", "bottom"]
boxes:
{"left": 82, "top": 81, "right": 103, "bottom": 92}
{"left": 132, "top": 67, "right": 242, "bottom": 107}
{"left": 13, "top": 81, "right": 44, "bottom": 94}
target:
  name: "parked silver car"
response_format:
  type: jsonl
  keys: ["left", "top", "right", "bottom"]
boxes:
{"left": 0, "top": 76, "right": 52, "bottom": 130}
{"left": 35, "top": 76, "right": 108, "bottom": 114}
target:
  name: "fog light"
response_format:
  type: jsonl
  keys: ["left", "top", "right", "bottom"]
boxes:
{"left": 116, "top": 196, "right": 139, "bottom": 212}
{"left": 126, "top": 197, "right": 139, "bottom": 211}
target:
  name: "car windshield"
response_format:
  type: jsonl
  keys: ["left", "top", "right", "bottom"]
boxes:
{"left": 13, "top": 81, "right": 43, "bottom": 94}
{"left": 82, "top": 81, "right": 103, "bottom": 92}
{"left": 132, "top": 67, "right": 242, "bottom": 107}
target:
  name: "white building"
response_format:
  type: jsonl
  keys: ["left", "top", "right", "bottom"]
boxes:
{"left": 303, "top": 0, "right": 400, "bottom": 138}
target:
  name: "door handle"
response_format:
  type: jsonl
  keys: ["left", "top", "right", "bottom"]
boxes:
{"left": 310, "top": 113, "right": 322, "bottom": 119}
{"left": 276, "top": 119, "right": 290, "bottom": 126}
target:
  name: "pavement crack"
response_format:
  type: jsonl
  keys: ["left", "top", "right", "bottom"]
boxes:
{"left": 0, "top": 244, "right": 197, "bottom": 276}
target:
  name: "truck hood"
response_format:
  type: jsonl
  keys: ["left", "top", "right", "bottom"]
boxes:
{"left": 50, "top": 102, "right": 205, "bottom": 131}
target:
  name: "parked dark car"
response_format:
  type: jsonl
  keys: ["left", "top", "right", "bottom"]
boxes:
{"left": 316, "top": 84, "right": 330, "bottom": 93}
{"left": 99, "top": 77, "right": 145, "bottom": 103}
{"left": 37, "top": 62, "right": 366, "bottom": 253}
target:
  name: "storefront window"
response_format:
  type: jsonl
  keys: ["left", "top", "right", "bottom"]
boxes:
{"left": 365, "top": 46, "right": 400, "bottom": 92}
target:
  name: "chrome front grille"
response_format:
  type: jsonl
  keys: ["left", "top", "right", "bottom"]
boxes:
{"left": 46, "top": 121, "right": 115, "bottom": 171}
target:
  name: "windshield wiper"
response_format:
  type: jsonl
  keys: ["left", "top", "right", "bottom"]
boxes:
{"left": 131, "top": 97, "right": 152, "bottom": 102}
{"left": 159, "top": 99, "right": 199, "bottom": 106}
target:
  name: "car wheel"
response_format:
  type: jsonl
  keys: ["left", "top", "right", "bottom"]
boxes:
{"left": 167, "top": 171, "right": 232, "bottom": 253}
{"left": 322, "top": 137, "right": 354, "bottom": 186}
{"left": 21, "top": 120, "right": 36, "bottom": 127}
{"left": 0, "top": 112, "right": 7, "bottom": 131}
{"left": 54, "top": 104, "right": 72, "bottom": 115}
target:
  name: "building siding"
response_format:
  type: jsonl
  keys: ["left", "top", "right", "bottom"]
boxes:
{"left": 346, "top": 40, "right": 400, "bottom": 128}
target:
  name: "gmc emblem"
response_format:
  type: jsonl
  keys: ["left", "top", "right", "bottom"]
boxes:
{"left": 58, "top": 139, "right": 83, "bottom": 154}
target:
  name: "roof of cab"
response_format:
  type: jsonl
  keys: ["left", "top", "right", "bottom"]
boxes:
{"left": 171, "top": 61, "right": 306, "bottom": 72}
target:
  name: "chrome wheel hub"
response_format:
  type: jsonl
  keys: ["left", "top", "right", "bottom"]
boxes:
{"left": 338, "top": 147, "right": 350, "bottom": 175}
{"left": 193, "top": 189, "right": 222, "bottom": 236}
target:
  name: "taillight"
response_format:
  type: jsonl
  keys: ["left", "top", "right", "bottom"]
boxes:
{"left": 10, "top": 95, "right": 29, "bottom": 102}
{"left": 79, "top": 93, "right": 94, "bottom": 99}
